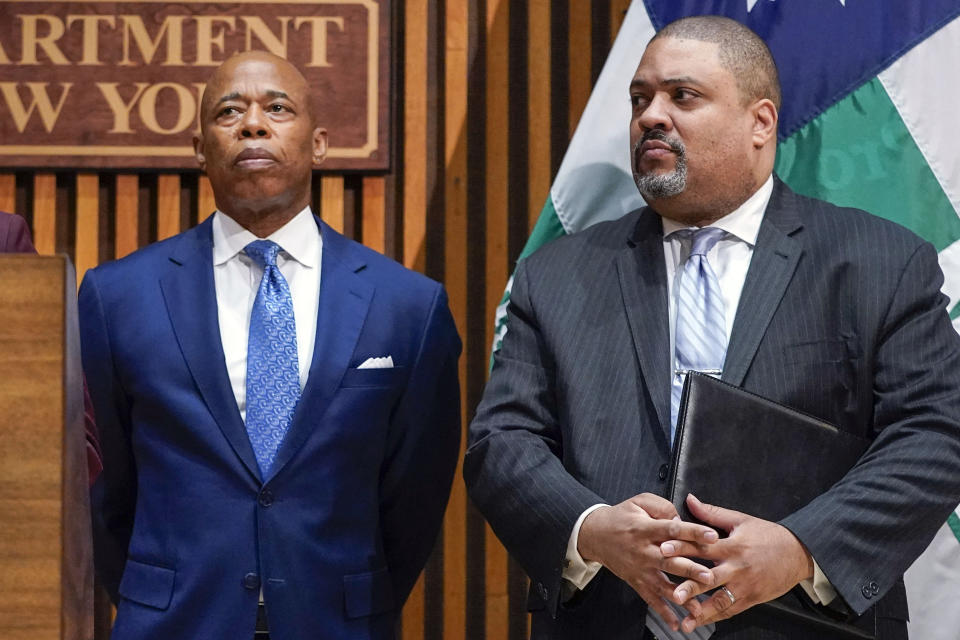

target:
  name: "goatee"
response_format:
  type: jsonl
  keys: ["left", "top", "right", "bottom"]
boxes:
{"left": 633, "top": 131, "right": 687, "bottom": 199}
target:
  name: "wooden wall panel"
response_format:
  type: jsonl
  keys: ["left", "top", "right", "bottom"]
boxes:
{"left": 444, "top": 1, "right": 470, "bottom": 638}
{"left": 483, "top": 0, "right": 511, "bottom": 637}
{"left": 0, "top": 175, "right": 14, "bottom": 213}
{"left": 569, "top": 0, "right": 592, "bottom": 138}
{"left": 362, "top": 177, "right": 386, "bottom": 253}
{"left": 527, "top": 0, "right": 552, "bottom": 232}
{"left": 157, "top": 176, "right": 182, "bottom": 241}
{"left": 74, "top": 174, "right": 99, "bottom": 286}
{"left": 198, "top": 176, "right": 217, "bottom": 222}
{"left": 114, "top": 175, "right": 139, "bottom": 260}
{"left": 32, "top": 174, "right": 57, "bottom": 256}
{"left": 7, "top": 5, "right": 626, "bottom": 639}
{"left": 320, "top": 176, "right": 346, "bottom": 234}
{"left": 402, "top": 0, "right": 430, "bottom": 276}
{"left": 401, "top": 2, "right": 432, "bottom": 638}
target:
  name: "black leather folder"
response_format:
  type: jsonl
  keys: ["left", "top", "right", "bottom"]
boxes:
{"left": 667, "top": 371, "right": 874, "bottom": 638}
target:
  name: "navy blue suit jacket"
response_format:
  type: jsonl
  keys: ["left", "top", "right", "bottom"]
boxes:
{"left": 465, "top": 180, "right": 960, "bottom": 639}
{"left": 80, "top": 215, "right": 461, "bottom": 640}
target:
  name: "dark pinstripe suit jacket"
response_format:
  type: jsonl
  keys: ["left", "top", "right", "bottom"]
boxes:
{"left": 464, "top": 179, "right": 960, "bottom": 639}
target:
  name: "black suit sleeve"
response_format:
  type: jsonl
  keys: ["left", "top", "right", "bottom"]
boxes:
{"left": 78, "top": 269, "right": 137, "bottom": 602}
{"left": 464, "top": 260, "right": 605, "bottom": 612}
{"left": 379, "top": 284, "right": 462, "bottom": 604}
{"left": 781, "top": 240, "right": 960, "bottom": 615}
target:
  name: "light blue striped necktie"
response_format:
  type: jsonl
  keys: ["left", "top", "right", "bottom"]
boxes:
{"left": 648, "top": 227, "right": 727, "bottom": 640}
{"left": 244, "top": 239, "right": 300, "bottom": 477}
{"left": 670, "top": 227, "right": 728, "bottom": 437}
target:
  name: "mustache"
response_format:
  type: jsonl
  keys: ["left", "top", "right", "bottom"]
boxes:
{"left": 633, "top": 130, "right": 685, "bottom": 155}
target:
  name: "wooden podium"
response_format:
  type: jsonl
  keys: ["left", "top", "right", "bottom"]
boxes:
{"left": 0, "top": 255, "right": 94, "bottom": 640}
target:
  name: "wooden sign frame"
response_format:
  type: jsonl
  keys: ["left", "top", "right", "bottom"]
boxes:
{"left": 0, "top": 0, "right": 391, "bottom": 170}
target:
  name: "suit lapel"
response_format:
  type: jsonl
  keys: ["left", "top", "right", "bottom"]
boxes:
{"left": 723, "top": 180, "right": 804, "bottom": 387}
{"left": 616, "top": 209, "right": 673, "bottom": 443}
{"left": 159, "top": 218, "right": 261, "bottom": 481}
{"left": 266, "top": 218, "right": 373, "bottom": 481}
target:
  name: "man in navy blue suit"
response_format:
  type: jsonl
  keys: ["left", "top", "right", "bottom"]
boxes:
{"left": 80, "top": 52, "right": 461, "bottom": 640}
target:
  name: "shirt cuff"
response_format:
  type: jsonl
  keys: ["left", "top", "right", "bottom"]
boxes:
{"left": 798, "top": 559, "right": 837, "bottom": 605}
{"left": 562, "top": 504, "right": 608, "bottom": 590}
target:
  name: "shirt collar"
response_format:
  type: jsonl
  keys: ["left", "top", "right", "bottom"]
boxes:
{"left": 661, "top": 174, "right": 774, "bottom": 246}
{"left": 212, "top": 206, "right": 320, "bottom": 267}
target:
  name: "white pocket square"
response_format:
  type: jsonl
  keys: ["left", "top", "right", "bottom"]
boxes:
{"left": 357, "top": 355, "right": 394, "bottom": 369}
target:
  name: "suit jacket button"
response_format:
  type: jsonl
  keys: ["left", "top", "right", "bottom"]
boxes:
{"left": 243, "top": 573, "right": 260, "bottom": 590}
{"left": 861, "top": 584, "right": 873, "bottom": 599}
{"left": 870, "top": 581, "right": 880, "bottom": 595}
{"left": 259, "top": 490, "right": 274, "bottom": 507}
{"left": 658, "top": 464, "right": 669, "bottom": 481}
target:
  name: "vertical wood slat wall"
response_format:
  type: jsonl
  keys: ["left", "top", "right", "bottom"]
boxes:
{"left": 0, "top": 2, "right": 633, "bottom": 638}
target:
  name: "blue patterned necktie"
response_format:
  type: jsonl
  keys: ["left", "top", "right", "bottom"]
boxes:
{"left": 244, "top": 239, "right": 300, "bottom": 477}
{"left": 647, "top": 227, "right": 727, "bottom": 640}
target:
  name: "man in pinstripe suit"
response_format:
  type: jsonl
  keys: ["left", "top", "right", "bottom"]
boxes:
{"left": 464, "top": 16, "right": 960, "bottom": 640}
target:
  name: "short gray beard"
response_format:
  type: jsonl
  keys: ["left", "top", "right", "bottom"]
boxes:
{"left": 633, "top": 138, "right": 688, "bottom": 199}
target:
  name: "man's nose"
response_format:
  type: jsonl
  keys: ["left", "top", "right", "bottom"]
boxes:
{"left": 636, "top": 93, "right": 673, "bottom": 132}
{"left": 240, "top": 106, "right": 270, "bottom": 138}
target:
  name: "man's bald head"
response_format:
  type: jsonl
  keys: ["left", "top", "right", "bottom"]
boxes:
{"left": 199, "top": 51, "right": 317, "bottom": 130}
{"left": 651, "top": 15, "right": 781, "bottom": 111}
{"left": 192, "top": 50, "right": 327, "bottom": 237}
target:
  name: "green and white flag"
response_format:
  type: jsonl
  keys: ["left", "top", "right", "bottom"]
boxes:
{"left": 493, "top": 2, "right": 960, "bottom": 637}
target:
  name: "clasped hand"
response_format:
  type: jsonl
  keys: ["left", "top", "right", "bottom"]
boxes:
{"left": 577, "top": 493, "right": 719, "bottom": 631}
{"left": 661, "top": 494, "right": 815, "bottom": 633}
{"left": 578, "top": 493, "right": 814, "bottom": 633}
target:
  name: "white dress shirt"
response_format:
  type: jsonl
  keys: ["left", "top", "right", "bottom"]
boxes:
{"left": 212, "top": 207, "right": 322, "bottom": 421}
{"left": 562, "top": 176, "right": 837, "bottom": 606}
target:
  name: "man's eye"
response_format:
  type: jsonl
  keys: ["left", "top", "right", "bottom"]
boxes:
{"left": 630, "top": 95, "right": 648, "bottom": 108}
{"left": 268, "top": 104, "right": 289, "bottom": 113}
{"left": 218, "top": 106, "right": 240, "bottom": 117}
{"left": 675, "top": 89, "right": 696, "bottom": 101}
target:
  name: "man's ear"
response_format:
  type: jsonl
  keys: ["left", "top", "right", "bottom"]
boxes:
{"left": 193, "top": 135, "right": 207, "bottom": 171}
{"left": 312, "top": 128, "right": 328, "bottom": 166}
{"left": 751, "top": 98, "right": 778, "bottom": 148}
